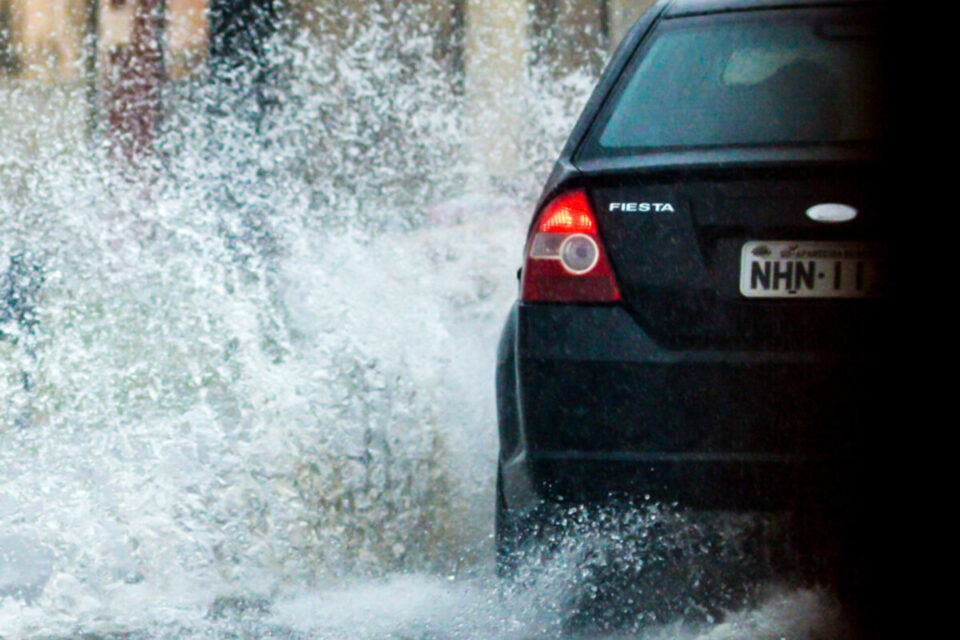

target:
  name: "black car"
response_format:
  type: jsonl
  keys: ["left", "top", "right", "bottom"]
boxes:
{"left": 495, "top": 0, "right": 890, "bottom": 588}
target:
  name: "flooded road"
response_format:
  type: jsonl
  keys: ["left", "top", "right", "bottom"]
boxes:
{"left": 1, "top": 16, "right": 855, "bottom": 639}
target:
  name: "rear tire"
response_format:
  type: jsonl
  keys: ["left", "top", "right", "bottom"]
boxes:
{"left": 495, "top": 464, "right": 531, "bottom": 578}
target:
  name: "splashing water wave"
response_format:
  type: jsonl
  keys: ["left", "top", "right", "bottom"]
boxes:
{"left": 1, "top": 13, "right": 847, "bottom": 639}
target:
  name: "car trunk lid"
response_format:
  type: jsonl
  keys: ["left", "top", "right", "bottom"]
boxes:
{"left": 588, "top": 163, "right": 889, "bottom": 351}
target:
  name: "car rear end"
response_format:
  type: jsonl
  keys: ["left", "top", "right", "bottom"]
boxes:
{"left": 498, "top": 0, "right": 889, "bottom": 524}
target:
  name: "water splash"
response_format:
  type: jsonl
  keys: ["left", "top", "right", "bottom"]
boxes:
{"left": 2, "top": 9, "right": 847, "bottom": 639}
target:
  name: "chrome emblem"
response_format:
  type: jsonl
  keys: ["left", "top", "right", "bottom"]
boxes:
{"left": 806, "top": 203, "right": 857, "bottom": 223}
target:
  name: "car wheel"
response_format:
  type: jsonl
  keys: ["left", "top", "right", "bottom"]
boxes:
{"left": 495, "top": 464, "right": 532, "bottom": 578}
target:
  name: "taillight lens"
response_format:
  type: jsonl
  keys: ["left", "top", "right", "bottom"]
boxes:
{"left": 521, "top": 190, "right": 620, "bottom": 302}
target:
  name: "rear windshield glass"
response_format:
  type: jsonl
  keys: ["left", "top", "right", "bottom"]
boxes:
{"left": 579, "top": 9, "right": 884, "bottom": 158}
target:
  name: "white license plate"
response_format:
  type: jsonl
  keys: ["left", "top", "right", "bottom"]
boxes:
{"left": 739, "top": 241, "right": 884, "bottom": 298}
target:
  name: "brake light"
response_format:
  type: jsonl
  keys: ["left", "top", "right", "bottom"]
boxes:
{"left": 538, "top": 192, "right": 596, "bottom": 233}
{"left": 521, "top": 190, "right": 620, "bottom": 302}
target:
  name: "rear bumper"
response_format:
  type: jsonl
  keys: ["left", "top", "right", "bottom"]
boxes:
{"left": 497, "top": 303, "right": 880, "bottom": 514}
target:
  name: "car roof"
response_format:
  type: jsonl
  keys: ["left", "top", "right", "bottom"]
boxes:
{"left": 664, "top": 0, "right": 876, "bottom": 17}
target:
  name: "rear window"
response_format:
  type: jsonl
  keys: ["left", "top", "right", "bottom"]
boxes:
{"left": 578, "top": 8, "right": 884, "bottom": 158}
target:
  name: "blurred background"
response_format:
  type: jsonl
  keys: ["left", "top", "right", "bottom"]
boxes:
{"left": 0, "top": 0, "right": 655, "bottom": 177}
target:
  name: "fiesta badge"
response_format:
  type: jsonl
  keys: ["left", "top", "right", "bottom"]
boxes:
{"left": 805, "top": 203, "right": 857, "bottom": 223}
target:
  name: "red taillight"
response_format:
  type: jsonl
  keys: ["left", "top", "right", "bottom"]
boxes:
{"left": 521, "top": 190, "right": 621, "bottom": 303}
{"left": 538, "top": 192, "right": 596, "bottom": 234}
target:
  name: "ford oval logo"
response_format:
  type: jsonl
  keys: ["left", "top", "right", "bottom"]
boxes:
{"left": 806, "top": 203, "right": 857, "bottom": 223}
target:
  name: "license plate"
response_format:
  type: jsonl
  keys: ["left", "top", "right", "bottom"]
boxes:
{"left": 740, "top": 241, "right": 884, "bottom": 298}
